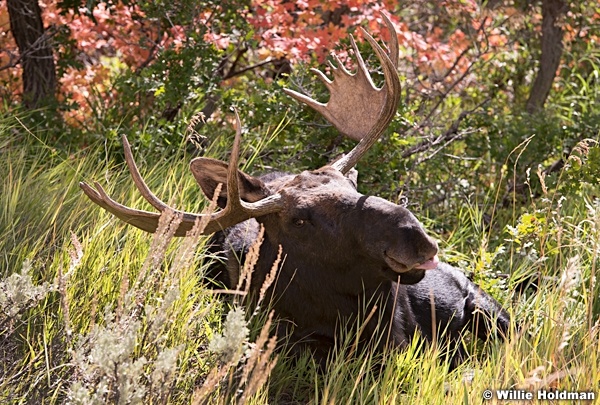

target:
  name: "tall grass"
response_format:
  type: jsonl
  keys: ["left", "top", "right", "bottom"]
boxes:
{"left": 1, "top": 115, "right": 598, "bottom": 404}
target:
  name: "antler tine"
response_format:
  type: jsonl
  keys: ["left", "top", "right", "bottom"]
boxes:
{"left": 284, "top": 12, "right": 401, "bottom": 174}
{"left": 331, "top": 15, "right": 401, "bottom": 174}
{"left": 226, "top": 110, "right": 243, "bottom": 206}
{"left": 80, "top": 116, "right": 284, "bottom": 237}
{"left": 223, "top": 110, "right": 286, "bottom": 217}
{"left": 80, "top": 180, "right": 185, "bottom": 234}
{"left": 209, "top": 109, "right": 286, "bottom": 223}
{"left": 123, "top": 134, "right": 174, "bottom": 212}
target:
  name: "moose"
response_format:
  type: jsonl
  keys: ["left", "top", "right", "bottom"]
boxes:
{"left": 80, "top": 14, "right": 509, "bottom": 367}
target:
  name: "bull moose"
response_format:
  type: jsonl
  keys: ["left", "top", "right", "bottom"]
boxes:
{"left": 80, "top": 14, "right": 509, "bottom": 367}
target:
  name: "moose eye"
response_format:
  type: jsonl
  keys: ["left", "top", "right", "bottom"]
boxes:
{"left": 292, "top": 218, "right": 306, "bottom": 228}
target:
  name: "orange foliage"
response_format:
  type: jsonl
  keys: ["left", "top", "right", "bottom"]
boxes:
{"left": 1, "top": 1, "right": 175, "bottom": 122}
{"left": 5, "top": 0, "right": 588, "bottom": 123}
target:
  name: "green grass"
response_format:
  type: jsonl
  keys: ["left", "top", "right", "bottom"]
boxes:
{"left": 1, "top": 116, "right": 599, "bottom": 404}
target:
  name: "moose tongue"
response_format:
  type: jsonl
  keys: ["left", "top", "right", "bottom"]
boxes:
{"left": 414, "top": 255, "right": 439, "bottom": 270}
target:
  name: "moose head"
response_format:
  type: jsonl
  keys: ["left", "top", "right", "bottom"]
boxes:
{"left": 80, "top": 13, "right": 440, "bottom": 288}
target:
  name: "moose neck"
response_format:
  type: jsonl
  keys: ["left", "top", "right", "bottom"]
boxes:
{"left": 258, "top": 220, "right": 392, "bottom": 291}
{"left": 255, "top": 228, "right": 395, "bottom": 317}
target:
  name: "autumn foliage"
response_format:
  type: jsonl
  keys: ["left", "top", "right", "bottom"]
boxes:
{"left": 0, "top": 0, "right": 599, "bottom": 152}
{"left": 1, "top": 0, "right": 511, "bottom": 122}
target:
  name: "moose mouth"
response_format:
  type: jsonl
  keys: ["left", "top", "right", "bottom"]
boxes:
{"left": 414, "top": 255, "right": 439, "bottom": 270}
{"left": 383, "top": 252, "right": 439, "bottom": 274}
{"left": 382, "top": 253, "right": 439, "bottom": 284}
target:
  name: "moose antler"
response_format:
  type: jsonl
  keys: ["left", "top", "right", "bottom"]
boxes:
{"left": 284, "top": 12, "right": 401, "bottom": 174}
{"left": 81, "top": 15, "right": 398, "bottom": 235}
{"left": 79, "top": 111, "right": 284, "bottom": 236}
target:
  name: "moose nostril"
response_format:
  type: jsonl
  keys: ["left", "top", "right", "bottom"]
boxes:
{"left": 429, "top": 238, "right": 439, "bottom": 254}
{"left": 420, "top": 242, "right": 438, "bottom": 262}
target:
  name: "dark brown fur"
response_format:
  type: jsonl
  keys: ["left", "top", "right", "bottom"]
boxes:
{"left": 196, "top": 163, "right": 510, "bottom": 366}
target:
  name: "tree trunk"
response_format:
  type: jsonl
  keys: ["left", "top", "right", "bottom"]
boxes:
{"left": 525, "top": 0, "right": 568, "bottom": 114}
{"left": 7, "top": 0, "right": 56, "bottom": 109}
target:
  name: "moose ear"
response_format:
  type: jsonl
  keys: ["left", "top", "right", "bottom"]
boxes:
{"left": 190, "top": 158, "right": 272, "bottom": 209}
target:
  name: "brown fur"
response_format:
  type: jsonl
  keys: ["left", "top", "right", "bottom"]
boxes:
{"left": 197, "top": 163, "right": 510, "bottom": 366}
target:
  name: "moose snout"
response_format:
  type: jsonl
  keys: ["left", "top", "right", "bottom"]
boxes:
{"left": 359, "top": 197, "right": 440, "bottom": 272}
{"left": 383, "top": 228, "right": 439, "bottom": 273}
{"left": 413, "top": 234, "right": 439, "bottom": 270}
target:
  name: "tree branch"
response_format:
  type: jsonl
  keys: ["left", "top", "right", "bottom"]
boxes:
{"left": 401, "top": 98, "right": 489, "bottom": 160}
{"left": 223, "top": 59, "right": 276, "bottom": 80}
